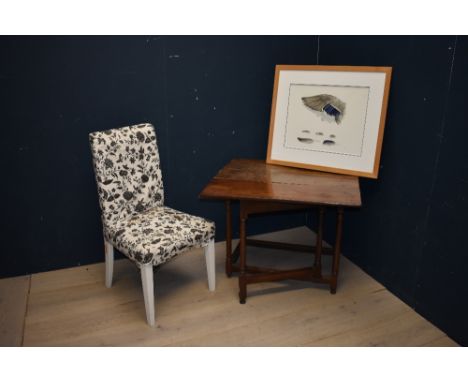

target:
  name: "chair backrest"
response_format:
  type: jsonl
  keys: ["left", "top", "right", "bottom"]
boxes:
{"left": 89, "top": 123, "right": 164, "bottom": 229}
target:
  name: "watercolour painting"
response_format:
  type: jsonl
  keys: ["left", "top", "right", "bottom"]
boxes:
{"left": 266, "top": 65, "right": 392, "bottom": 178}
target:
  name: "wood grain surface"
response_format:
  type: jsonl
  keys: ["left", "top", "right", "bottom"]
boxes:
{"left": 0, "top": 227, "right": 456, "bottom": 346}
{"left": 199, "top": 159, "right": 361, "bottom": 207}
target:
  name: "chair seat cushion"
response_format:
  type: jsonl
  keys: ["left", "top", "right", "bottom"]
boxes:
{"left": 104, "top": 206, "right": 215, "bottom": 266}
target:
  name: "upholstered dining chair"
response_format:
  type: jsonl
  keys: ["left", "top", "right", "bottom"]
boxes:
{"left": 89, "top": 123, "right": 215, "bottom": 326}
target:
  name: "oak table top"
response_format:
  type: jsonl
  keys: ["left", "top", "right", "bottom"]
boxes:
{"left": 199, "top": 159, "right": 362, "bottom": 207}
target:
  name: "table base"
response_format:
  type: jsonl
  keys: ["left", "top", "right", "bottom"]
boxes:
{"left": 225, "top": 200, "right": 344, "bottom": 304}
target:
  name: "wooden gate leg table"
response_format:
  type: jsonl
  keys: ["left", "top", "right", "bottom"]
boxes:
{"left": 200, "top": 159, "right": 361, "bottom": 304}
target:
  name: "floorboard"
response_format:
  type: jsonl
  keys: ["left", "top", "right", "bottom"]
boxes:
{"left": 0, "top": 227, "right": 458, "bottom": 346}
{"left": 0, "top": 275, "right": 30, "bottom": 346}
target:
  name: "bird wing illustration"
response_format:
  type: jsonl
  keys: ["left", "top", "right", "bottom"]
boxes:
{"left": 302, "top": 94, "right": 345, "bottom": 124}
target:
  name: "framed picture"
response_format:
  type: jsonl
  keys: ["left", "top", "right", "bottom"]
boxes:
{"left": 266, "top": 65, "right": 392, "bottom": 178}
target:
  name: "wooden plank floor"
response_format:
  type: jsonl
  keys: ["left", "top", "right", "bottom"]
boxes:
{"left": 0, "top": 275, "right": 30, "bottom": 346}
{"left": 0, "top": 227, "right": 458, "bottom": 346}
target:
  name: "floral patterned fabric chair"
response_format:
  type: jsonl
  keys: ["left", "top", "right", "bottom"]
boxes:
{"left": 89, "top": 123, "right": 215, "bottom": 326}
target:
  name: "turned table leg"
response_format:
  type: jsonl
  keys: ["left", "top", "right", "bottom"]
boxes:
{"left": 314, "top": 207, "right": 325, "bottom": 277}
{"left": 331, "top": 207, "right": 344, "bottom": 294}
{"left": 225, "top": 200, "right": 232, "bottom": 278}
{"left": 238, "top": 202, "right": 247, "bottom": 304}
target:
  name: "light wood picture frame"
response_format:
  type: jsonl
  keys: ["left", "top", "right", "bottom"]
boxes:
{"left": 266, "top": 65, "right": 392, "bottom": 178}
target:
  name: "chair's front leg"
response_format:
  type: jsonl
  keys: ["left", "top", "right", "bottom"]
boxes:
{"left": 104, "top": 240, "right": 114, "bottom": 288}
{"left": 204, "top": 239, "right": 216, "bottom": 291}
{"left": 140, "top": 263, "right": 155, "bottom": 326}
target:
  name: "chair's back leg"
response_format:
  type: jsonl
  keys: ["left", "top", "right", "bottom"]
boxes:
{"left": 104, "top": 240, "right": 114, "bottom": 288}
{"left": 204, "top": 239, "right": 216, "bottom": 291}
{"left": 140, "top": 263, "right": 156, "bottom": 326}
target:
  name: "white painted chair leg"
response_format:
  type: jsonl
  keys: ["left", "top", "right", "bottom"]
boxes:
{"left": 204, "top": 239, "right": 216, "bottom": 291}
{"left": 104, "top": 240, "right": 114, "bottom": 288}
{"left": 140, "top": 263, "right": 155, "bottom": 326}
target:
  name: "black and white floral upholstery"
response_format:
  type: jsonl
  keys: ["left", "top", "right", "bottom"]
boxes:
{"left": 89, "top": 123, "right": 215, "bottom": 267}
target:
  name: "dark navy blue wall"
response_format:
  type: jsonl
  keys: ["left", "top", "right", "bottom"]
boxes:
{"left": 0, "top": 36, "right": 467, "bottom": 345}
{"left": 316, "top": 36, "right": 468, "bottom": 345}
{"left": 0, "top": 36, "right": 316, "bottom": 278}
